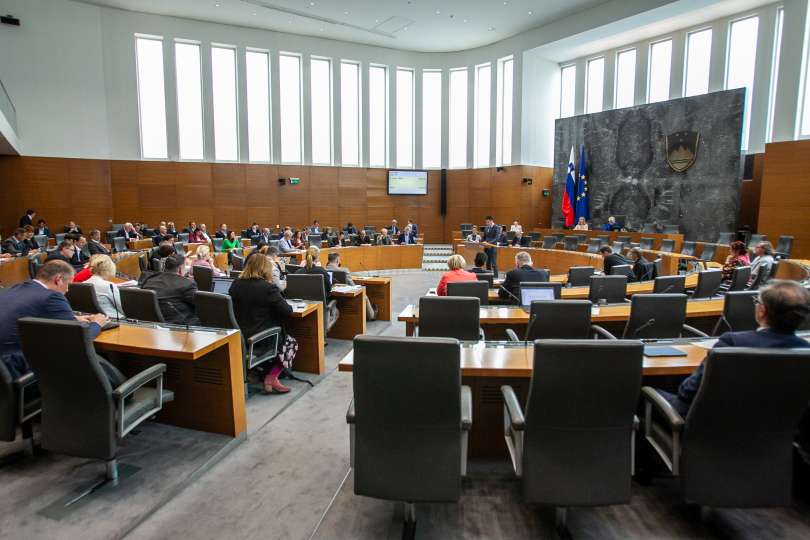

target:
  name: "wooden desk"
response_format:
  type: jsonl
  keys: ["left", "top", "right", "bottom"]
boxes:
{"left": 353, "top": 276, "right": 392, "bottom": 321}
{"left": 775, "top": 259, "right": 810, "bottom": 282}
{"left": 128, "top": 239, "right": 154, "bottom": 251}
{"left": 329, "top": 286, "right": 367, "bottom": 340}
{"left": 112, "top": 251, "right": 143, "bottom": 279}
{"left": 94, "top": 323, "right": 246, "bottom": 438}
{"left": 319, "top": 245, "right": 424, "bottom": 271}
{"left": 287, "top": 301, "right": 325, "bottom": 374}
{"left": 454, "top": 244, "right": 603, "bottom": 275}
{"left": 0, "top": 256, "right": 31, "bottom": 286}
{"left": 454, "top": 229, "right": 684, "bottom": 252}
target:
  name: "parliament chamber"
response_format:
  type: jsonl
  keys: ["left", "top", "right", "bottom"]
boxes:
{"left": 3, "top": 1, "right": 810, "bottom": 539}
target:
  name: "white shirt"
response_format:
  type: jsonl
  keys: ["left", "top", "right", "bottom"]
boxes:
{"left": 510, "top": 224, "right": 523, "bottom": 233}
{"left": 85, "top": 274, "right": 125, "bottom": 319}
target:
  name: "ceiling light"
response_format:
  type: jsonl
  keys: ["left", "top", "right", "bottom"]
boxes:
{"left": 344, "top": 11, "right": 349, "bottom": 15}
{"left": 435, "top": 9, "right": 440, "bottom": 14}
{"left": 309, "top": 1, "right": 315, "bottom": 6}
{"left": 528, "top": 11, "right": 533, "bottom": 15}
{"left": 488, "top": 26, "right": 495, "bottom": 31}
{"left": 214, "top": 2, "right": 220, "bottom": 6}
{"left": 463, "top": 19, "right": 468, "bottom": 23}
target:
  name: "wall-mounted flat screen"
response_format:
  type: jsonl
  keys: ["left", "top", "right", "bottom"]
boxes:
{"left": 388, "top": 169, "right": 428, "bottom": 195}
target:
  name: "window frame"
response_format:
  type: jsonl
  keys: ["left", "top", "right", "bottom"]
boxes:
{"left": 245, "top": 47, "right": 272, "bottom": 163}
{"left": 585, "top": 55, "right": 605, "bottom": 114}
{"left": 368, "top": 63, "right": 389, "bottom": 168}
{"left": 647, "top": 38, "right": 674, "bottom": 104}
{"left": 448, "top": 67, "right": 469, "bottom": 169}
{"left": 395, "top": 66, "right": 415, "bottom": 169}
{"left": 174, "top": 38, "right": 205, "bottom": 161}
{"left": 559, "top": 63, "right": 577, "bottom": 118}
{"left": 309, "top": 55, "right": 334, "bottom": 165}
{"left": 614, "top": 48, "right": 637, "bottom": 109}
{"left": 340, "top": 59, "right": 362, "bottom": 166}
{"left": 134, "top": 33, "right": 168, "bottom": 160}
{"left": 683, "top": 27, "right": 713, "bottom": 98}
{"left": 210, "top": 43, "right": 240, "bottom": 162}
{"left": 421, "top": 68, "right": 443, "bottom": 169}
{"left": 495, "top": 56, "right": 514, "bottom": 167}
{"left": 474, "top": 61, "right": 492, "bottom": 168}
{"left": 278, "top": 51, "right": 304, "bottom": 164}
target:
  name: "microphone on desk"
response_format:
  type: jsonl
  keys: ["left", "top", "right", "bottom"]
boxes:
{"left": 631, "top": 318, "right": 656, "bottom": 338}
{"left": 109, "top": 283, "right": 121, "bottom": 324}
{"left": 500, "top": 285, "right": 522, "bottom": 305}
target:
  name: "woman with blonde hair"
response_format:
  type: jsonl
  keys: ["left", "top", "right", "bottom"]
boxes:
{"left": 436, "top": 254, "right": 477, "bottom": 296}
{"left": 228, "top": 254, "right": 294, "bottom": 394}
{"left": 192, "top": 244, "right": 225, "bottom": 276}
{"left": 84, "top": 254, "right": 126, "bottom": 318}
{"left": 293, "top": 245, "right": 332, "bottom": 292}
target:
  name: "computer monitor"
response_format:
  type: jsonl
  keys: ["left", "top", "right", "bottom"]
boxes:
{"left": 212, "top": 277, "right": 234, "bottom": 295}
{"left": 520, "top": 286, "right": 555, "bottom": 308}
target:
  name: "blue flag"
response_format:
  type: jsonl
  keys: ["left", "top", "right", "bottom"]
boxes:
{"left": 575, "top": 145, "right": 590, "bottom": 222}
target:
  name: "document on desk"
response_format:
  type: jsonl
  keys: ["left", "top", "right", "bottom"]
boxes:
{"left": 333, "top": 285, "right": 363, "bottom": 293}
{"left": 691, "top": 339, "right": 719, "bottom": 350}
{"left": 286, "top": 300, "right": 309, "bottom": 312}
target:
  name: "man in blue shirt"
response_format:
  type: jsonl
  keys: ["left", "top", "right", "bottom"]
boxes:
{"left": 602, "top": 216, "right": 621, "bottom": 231}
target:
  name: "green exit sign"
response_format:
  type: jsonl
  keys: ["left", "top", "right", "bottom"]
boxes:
{"left": 290, "top": 177, "right": 300, "bottom": 185}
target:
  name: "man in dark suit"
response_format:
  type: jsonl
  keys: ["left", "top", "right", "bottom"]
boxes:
{"left": 498, "top": 251, "right": 550, "bottom": 304}
{"left": 215, "top": 223, "right": 229, "bottom": 239}
{"left": 345, "top": 222, "right": 358, "bottom": 235}
{"left": 63, "top": 221, "right": 82, "bottom": 235}
{"left": 397, "top": 225, "right": 416, "bottom": 245}
{"left": 0, "top": 260, "right": 108, "bottom": 379}
{"left": 389, "top": 219, "right": 400, "bottom": 236}
{"left": 407, "top": 220, "right": 418, "bottom": 237}
{"left": 152, "top": 225, "right": 171, "bottom": 246}
{"left": 628, "top": 247, "right": 655, "bottom": 281}
{"left": 511, "top": 230, "right": 530, "bottom": 247}
{"left": 3, "top": 228, "right": 33, "bottom": 256}
{"left": 140, "top": 255, "right": 199, "bottom": 325}
{"left": 19, "top": 209, "right": 35, "bottom": 228}
{"left": 117, "top": 222, "right": 141, "bottom": 241}
{"left": 483, "top": 216, "right": 501, "bottom": 278}
{"left": 70, "top": 237, "right": 89, "bottom": 268}
{"left": 656, "top": 280, "right": 810, "bottom": 417}
{"left": 46, "top": 240, "right": 77, "bottom": 266}
{"left": 599, "top": 245, "right": 631, "bottom": 275}
{"left": 87, "top": 229, "right": 111, "bottom": 255}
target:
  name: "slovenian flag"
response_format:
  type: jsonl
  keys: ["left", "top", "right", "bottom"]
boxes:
{"left": 575, "top": 145, "right": 590, "bottom": 222}
{"left": 562, "top": 146, "right": 576, "bottom": 227}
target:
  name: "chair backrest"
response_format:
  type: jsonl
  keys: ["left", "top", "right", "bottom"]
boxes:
{"left": 33, "top": 234, "right": 48, "bottom": 249}
{"left": 727, "top": 265, "right": 751, "bottom": 291}
{"left": 542, "top": 236, "right": 557, "bottom": 249}
{"left": 660, "top": 239, "right": 675, "bottom": 253}
{"left": 699, "top": 243, "right": 716, "bottom": 262}
{"left": 506, "top": 230, "right": 516, "bottom": 241}
{"left": 418, "top": 296, "right": 481, "bottom": 341}
{"left": 286, "top": 273, "right": 327, "bottom": 304}
{"left": 692, "top": 269, "right": 722, "bottom": 299}
{"left": 639, "top": 237, "right": 654, "bottom": 250}
{"left": 611, "top": 241, "right": 624, "bottom": 252}
{"left": 586, "top": 238, "right": 601, "bottom": 253}
{"left": 177, "top": 232, "right": 190, "bottom": 243}
{"left": 191, "top": 265, "right": 214, "bottom": 292}
{"left": 329, "top": 269, "right": 349, "bottom": 284}
{"left": 473, "top": 272, "right": 494, "bottom": 287}
{"left": 525, "top": 300, "right": 593, "bottom": 340}
{"left": 597, "top": 235, "right": 610, "bottom": 246}
{"left": 775, "top": 235, "right": 793, "bottom": 257}
{"left": 446, "top": 281, "right": 489, "bottom": 305}
{"left": 652, "top": 275, "right": 685, "bottom": 294}
{"left": 588, "top": 275, "right": 628, "bottom": 304}
{"left": 352, "top": 335, "right": 462, "bottom": 502}
{"left": 714, "top": 290, "right": 758, "bottom": 335}
{"left": 610, "top": 264, "right": 634, "bottom": 279}
{"left": 682, "top": 348, "right": 810, "bottom": 507}
{"left": 528, "top": 232, "right": 541, "bottom": 242}
{"left": 194, "top": 291, "right": 239, "bottom": 329}
{"left": 747, "top": 261, "right": 774, "bottom": 290}
{"left": 716, "top": 232, "right": 734, "bottom": 244}
{"left": 213, "top": 238, "right": 225, "bottom": 251}
{"left": 174, "top": 242, "right": 186, "bottom": 256}
{"left": 747, "top": 233, "right": 766, "bottom": 251}
{"left": 307, "top": 234, "right": 323, "bottom": 245}
{"left": 66, "top": 283, "right": 103, "bottom": 314}
{"left": 616, "top": 235, "right": 631, "bottom": 246}
{"left": 55, "top": 233, "right": 66, "bottom": 244}
{"left": 0, "top": 361, "right": 18, "bottom": 442}
{"left": 622, "top": 293, "right": 687, "bottom": 338}
{"left": 119, "top": 287, "right": 165, "bottom": 322}
{"left": 519, "top": 281, "right": 562, "bottom": 301}
{"left": 112, "top": 237, "right": 127, "bottom": 253}
{"left": 231, "top": 254, "right": 244, "bottom": 271}
{"left": 681, "top": 241, "right": 696, "bottom": 256}
{"left": 563, "top": 236, "right": 579, "bottom": 251}
{"left": 522, "top": 340, "right": 643, "bottom": 506}
{"left": 17, "top": 318, "right": 116, "bottom": 460}
{"left": 567, "top": 266, "right": 595, "bottom": 287}
{"left": 138, "top": 252, "right": 148, "bottom": 272}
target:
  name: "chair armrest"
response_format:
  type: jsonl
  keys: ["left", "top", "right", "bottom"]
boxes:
{"left": 13, "top": 372, "right": 36, "bottom": 390}
{"left": 113, "top": 364, "right": 166, "bottom": 400}
{"left": 327, "top": 299, "right": 338, "bottom": 311}
{"left": 346, "top": 399, "right": 355, "bottom": 424}
{"left": 681, "top": 324, "right": 709, "bottom": 338}
{"left": 461, "top": 386, "right": 472, "bottom": 431}
{"left": 14, "top": 372, "right": 40, "bottom": 423}
{"left": 641, "top": 386, "right": 685, "bottom": 431}
{"left": 505, "top": 329, "right": 521, "bottom": 342}
{"left": 591, "top": 324, "right": 617, "bottom": 340}
{"left": 500, "top": 385, "right": 525, "bottom": 431}
{"left": 247, "top": 326, "right": 281, "bottom": 346}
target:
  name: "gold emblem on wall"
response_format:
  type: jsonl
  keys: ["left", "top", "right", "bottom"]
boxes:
{"left": 666, "top": 131, "right": 700, "bottom": 173}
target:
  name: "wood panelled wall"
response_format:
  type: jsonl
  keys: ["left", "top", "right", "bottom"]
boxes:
{"left": 0, "top": 156, "right": 552, "bottom": 244}
{"left": 758, "top": 139, "right": 810, "bottom": 259}
{"left": 738, "top": 153, "right": 764, "bottom": 230}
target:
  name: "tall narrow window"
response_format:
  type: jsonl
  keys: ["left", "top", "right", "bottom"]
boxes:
{"left": 422, "top": 70, "right": 442, "bottom": 168}
{"left": 279, "top": 53, "right": 302, "bottom": 163}
{"left": 496, "top": 57, "right": 513, "bottom": 166}
{"left": 585, "top": 57, "right": 605, "bottom": 114}
{"left": 396, "top": 68, "right": 414, "bottom": 168}
{"left": 368, "top": 65, "right": 388, "bottom": 167}
{"left": 726, "top": 16, "right": 759, "bottom": 149}
{"left": 684, "top": 28, "right": 712, "bottom": 97}
{"left": 310, "top": 57, "right": 332, "bottom": 164}
{"left": 341, "top": 61, "right": 361, "bottom": 166}
{"left": 474, "top": 63, "right": 491, "bottom": 168}
{"left": 560, "top": 64, "right": 576, "bottom": 118}
{"left": 175, "top": 41, "right": 204, "bottom": 160}
{"left": 211, "top": 46, "right": 238, "bottom": 161}
{"left": 648, "top": 39, "right": 673, "bottom": 103}
{"left": 767, "top": 8, "right": 784, "bottom": 142}
{"left": 448, "top": 68, "right": 468, "bottom": 168}
{"left": 246, "top": 50, "right": 271, "bottom": 162}
{"left": 615, "top": 49, "right": 636, "bottom": 108}
{"left": 135, "top": 36, "right": 167, "bottom": 159}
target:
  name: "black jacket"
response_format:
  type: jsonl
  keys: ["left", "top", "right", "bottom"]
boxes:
{"left": 355, "top": 234, "right": 372, "bottom": 246}
{"left": 2, "top": 237, "right": 29, "bottom": 256}
{"left": 511, "top": 236, "right": 530, "bottom": 247}
{"left": 603, "top": 253, "right": 631, "bottom": 275}
{"left": 228, "top": 278, "right": 292, "bottom": 351}
{"left": 294, "top": 265, "right": 333, "bottom": 293}
{"left": 63, "top": 226, "right": 82, "bottom": 234}
{"left": 632, "top": 256, "right": 656, "bottom": 282}
{"left": 19, "top": 215, "right": 33, "bottom": 228}
{"left": 88, "top": 240, "right": 111, "bottom": 255}
{"left": 140, "top": 272, "right": 198, "bottom": 325}
{"left": 498, "top": 265, "right": 550, "bottom": 303}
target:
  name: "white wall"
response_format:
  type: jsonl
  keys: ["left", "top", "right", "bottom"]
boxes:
{"left": 521, "top": 51, "right": 560, "bottom": 166}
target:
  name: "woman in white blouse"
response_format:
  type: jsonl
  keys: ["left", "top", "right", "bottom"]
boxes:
{"left": 510, "top": 220, "right": 523, "bottom": 234}
{"left": 84, "top": 254, "right": 126, "bottom": 319}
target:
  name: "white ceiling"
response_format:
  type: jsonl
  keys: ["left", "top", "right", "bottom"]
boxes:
{"left": 77, "top": 0, "right": 611, "bottom": 52}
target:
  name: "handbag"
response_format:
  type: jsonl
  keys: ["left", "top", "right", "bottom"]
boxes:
{"left": 280, "top": 334, "right": 298, "bottom": 369}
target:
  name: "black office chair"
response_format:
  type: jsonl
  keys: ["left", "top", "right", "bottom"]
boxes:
{"left": 716, "top": 232, "right": 734, "bottom": 244}
{"left": 597, "top": 234, "right": 610, "bottom": 246}
{"left": 506, "top": 300, "right": 598, "bottom": 341}
{"left": 611, "top": 240, "right": 625, "bottom": 252}
{"left": 653, "top": 275, "right": 685, "bottom": 294}
{"left": 33, "top": 234, "right": 48, "bottom": 249}
{"left": 502, "top": 340, "right": 643, "bottom": 529}
{"left": 0, "top": 361, "right": 40, "bottom": 458}
{"left": 640, "top": 237, "right": 654, "bottom": 250}
{"left": 112, "top": 237, "right": 127, "bottom": 253}
{"left": 586, "top": 238, "right": 601, "bottom": 253}
{"left": 17, "top": 317, "right": 173, "bottom": 487}
{"left": 712, "top": 290, "right": 758, "bottom": 335}
{"left": 105, "top": 231, "right": 118, "bottom": 245}
{"left": 567, "top": 266, "right": 595, "bottom": 287}
{"left": 519, "top": 281, "right": 562, "bottom": 300}
{"left": 680, "top": 241, "right": 696, "bottom": 256}
{"left": 286, "top": 274, "right": 339, "bottom": 335}
{"left": 417, "top": 296, "right": 482, "bottom": 341}
{"left": 747, "top": 262, "right": 776, "bottom": 290}
{"left": 190, "top": 265, "right": 214, "bottom": 292}
{"left": 307, "top": 234, "right": 323, "bottom": 246}
{"left": 28, "top": 255, "right": 44, "bottom": 280}
{"left": 641, "top": 348, "right": 810, "bottom": 508}
{"left": 610, "top": 264, "right": 635, "bottom": 279}
{"left": 747, "top": 233, "right": 766, "bottom": 251}
{"left": 329, "top": 269, "right": 349, "bottom": 285}
{"left": 588, "top": 275, "right": 628, "bottom": 304}
{"left": 138, "top": 251, "right": 149, "bottom": 273}
{"left": 119, "top": 287, "right": 165, "bottom": 322}
{"left": 616, "top": 235, "right": 631, "bottom": 247}
{"left": 347, "top": 335, "right": 471, "bottom": 538}
{"left": 231, "top": 254, "right": 244, "bottom": 271}
{"left": 285, "top": 263, "right": 302, "bottom": 273}
{"left": 724, "top": 265, "right": 751, "bottom": 292}
{"left": 563, "top": 236, "right": 579, "bottom": 251}
{"left": 473, "top": 272, "right": 494, "bottom": 288}
{"left": 55, "top": 233, "right": 66, "bottom": 245}
{"left": 542, "top": 236, "right": 558, "bottom": 249}
{"left": 774, "top": 235, "right": 793, "bottom": 260}
{"left": 212, "top": 238, "right": 225, "bottom": 252}
{"left": 177, "top": 232, "right": 190, "bottom": 243}
{"left": 599, "top": 294, "right": 708, "bottom": 339}
{"left": 660, "top": 239, "right": 675, "bottom": 253}
{"left": 689, "top": 269, "right": 722, "bottom": 299}
{"left": 66, "top": 282, "right": 104, "bottom": 314}
{"left": 447, "top": 281, "right": 489, "bottom": 306}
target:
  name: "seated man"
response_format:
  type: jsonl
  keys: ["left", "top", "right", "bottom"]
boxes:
{"left": 376, "top": 228, "right": 392, "bottom": 246}
{"left": 628, "top": 247, "right": 654, "bottom": 281}
{"left": 88, "top": 229, "right": 111, "bottom": 255}
{"left": 215, "top": 223, "right": 229, "bottom": 239}
{"left": 140, "top": 254, "right": 199, "bottom": 325}
{"left": 407, "top": 220, "right": 418, "bottom": 236}
{"left": 2, "top": 228, "right": 32, "bottom": 256}
{"left": 152, "top": 225, "right": 171, "bottom": 246}
{"left": 655, "top": 280, "right": 810, "bottom": 418}
{"left": 63, "top": 221, "right": 82, "bottom": 235}
{"left": 325, "top": 252, "right": 376, "bottom": 320}
{"left": 183, "top": 221, "right": 197, "bottom": 234}
{"left": 748, "top": 240, "right": 775, "bottom": 288}
{"left": 35, "top": 219, "right": 50, "bottom": 238}
{"left": 602, "top": 216, "right": 621, "bottom": 231}
{"left": 397, "top": 225, "right": 416, "bottom": 245}
{"left": 70, "top": 236, "right": 89, "bottom": 268}
{"left": 498, "top": 251, "right": 550, "bottom": 304}
{"left": 599, "top": 245, "right": 631, "bottom": 275}
{"left": 355, "top": 230, "right": 372, "bottom": 245}
{"left": 46, "top": 240, "right": 77, "bottom": 266}
{"left": 469, "top": 252, "right": 489, "bottom": 274}
{"left": 511, "top": 230, "right": 530, "bottom": 247}
{"left": 0, "top": 260, "right": 112, "bottom": 381}
{"left": 345, "top": 222, "right": 358, "bottom": 235}
{"left": 117, "top": 222, "right": 141, "bottom": 241}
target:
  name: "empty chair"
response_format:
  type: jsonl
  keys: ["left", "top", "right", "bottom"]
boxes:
{"left": 697, "top": 243, "right": 716, "bottom": 265}
{"left": 597, "top": 235, "right": 610, "bottom": 246}
{"left": 689, "top": 269, "right": 722, "bottom": 299}
{"left": 447, "top": 281, "right": 489, "bottom": 306}
{"left": 567, "top": 266, "right": 595, "bottom": 287}
{"left": 586, "top": 238, "right": 602, "bottom": 253}
{"left": 660, "top": 239, "right": 675, "bottom": 253}
{"left": 712, "top": 290, "right": 758, "bottom": 335}
{"left": 639, "top": 237, "right": 654, "bottom": 250}
{"left": 347, "top": 335, "right": 471, "bottom": 538}
{"left": 0, "top": 361, "right": 40, "bottom": 456}
{"left": 329, "top": 269, "right": 349, "bottom": 285}
{"left": 213, "top": 238, "right": 225, "bottom": 252}
{"left": 112, "top": 237, "right": 127, "bottom": 253}
{"left": 542, "top": 236, "right": 558, "bottom": 249}
{"left": 716, "top": 232, "right": 734, "bottom": 244}
{"left": 307, "top": 234, "right": 323, "bottom": 246}
{"left": 726, "top": 265, "right": 751, "bottom": 292}
{"left": 747, "top": 233, "right": 766, "bottom": 251}
{"left": 600, "top": 294, "right": 707, "bottom": 339}
{"left": 286, "top": 274, "right": 339, "bottom": 335}
{"left": 588, "top": 275, "right": 628, "bottom": 304}
{"left": 611, "top": 240, "right": 625, "bottom": 252}
{"left": 105, "top": 230, "right": 118, "bottom": 244}
{"left": 191, "top": 265, "right": 214, "bottom": 292}
{"left": 653, "top": 275, "right": 685, "bottom": 294}
{"left": 177, "top": 232, "right": 190, "bottom": 243}
{"left": 502, "top": 340, "right": 643, "bottom": 529}
{"left": 473, "top": 272, "right": 494, "bottom": 288}
{"left": 55, "top": 233, "right": 66, "bottom": 245}
{"left": 610, "top": 264, "right": 634, "bottom": 279}
{"left": 616, "top": 235, "right": 631, "bottom": 247}
{"left": 774, "top": 235, "right": 793, "bottom": 259}
{"left": 33, "top": 234, "right": 48, "bottom": 249}
{"left": 680, "top": 241, "right": 696, "bottom": 256}
{"left": 418, "top": 296, "right": 482, "bottom": 341}
{"left": 641, "top": 348, "right": 810, "bottom": 507}
{"left": 563, "top": 236, "right": 579, "bottom": 251}
{"left": 66, "top": 282, "right": 103, "bottom": 314}
{"left": 119, "top": 287, "right": 164, "bottom": 322}
{"left": 17, "top": 317, "right": 173, "bottom": 485}
{"left": 506, "top": 300, "right": 595, "bottom": 341}
{"left": 138, "top": 252, "right": 148, "bottom": 272}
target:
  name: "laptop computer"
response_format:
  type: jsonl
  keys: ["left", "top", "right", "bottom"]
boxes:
{"left": 520, "top": 286, "right": 556, "bottom": 312}
{"left": 212, "top": 277, "right": 234, "bottom": 295}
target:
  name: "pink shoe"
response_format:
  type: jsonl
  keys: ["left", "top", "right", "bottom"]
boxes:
{"left": 263, "top": 375, "right": 291, "bottom": 394}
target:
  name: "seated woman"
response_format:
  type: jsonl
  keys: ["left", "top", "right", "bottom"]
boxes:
{"left": 469, "top": 251, "right": 489, "bottom": 273}
{"left": 84, "top": 254, "right": 126, "bottom": 319}
{"left": 721, "top": 240, "right": 750, "bottom": 282}
{"left": 228, "top": 254, "right": 294, "bottom": 394}
{"left": 573, "top": 217, "right": 589, "bottom": 231}
{"left": 291, "top": 230, "right": 305, "bottom": 250}
{"left": 466, "top": 226, "right": 482, "bottom": 242}
{"left": 294, "top": 246, "right": 332, "bottom": 292}
{"left": 436, "top": 254, "right": 477, "bottom": 296}
{"left": 222, "top": 230, "right": 242, "bottom": 251}
{"left": 188, "top": 226, "right": 206, "bottom": 243}
{"left": 192, "top": 244, "right": 225, "bottom": 276}
{"left": 510, "top": 220, "right": 523, "bottom": 234}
